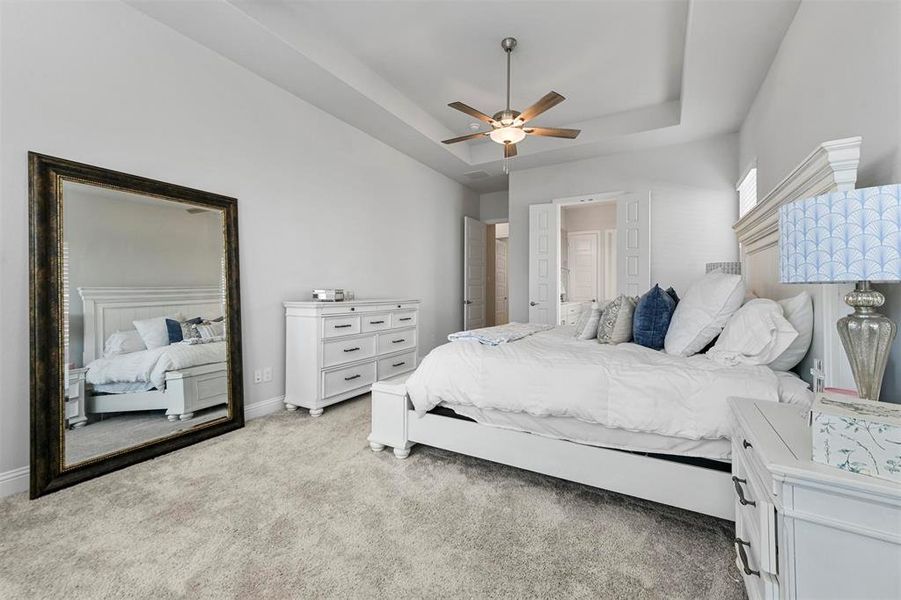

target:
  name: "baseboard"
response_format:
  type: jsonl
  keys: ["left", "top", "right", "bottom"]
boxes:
{"left": 244, "top": 395, "right": 285, "bottom": 421}
{"left": 0, "top": 397, "right": 285, "bottom": 498}
{"left": 0, "top": 466, "right": 29, "bottom": 498}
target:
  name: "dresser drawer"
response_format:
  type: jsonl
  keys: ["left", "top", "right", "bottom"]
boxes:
{"left": 378, "top": 351, "right": 416, "bottom": 379}
{"left": 362, "top": 313, "right": 392, "bottom": 333}
{"left": 378, "top": 329, "right": 416, "bottom": 354}
{"left": 391, "top": 310, "right": 417, "bottom": 328}
{"left": 323, "top": 316, "right": 361, "bottom": 338}
{"left": 322, "top": 335, "right": 376, "bottom": 368}
{"left": 322, "top": 362, "right": 376, "bottom": 399}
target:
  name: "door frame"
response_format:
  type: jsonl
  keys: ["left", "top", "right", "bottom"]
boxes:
{"left": 551, "top": 191, "right": 622, "bottom": 316}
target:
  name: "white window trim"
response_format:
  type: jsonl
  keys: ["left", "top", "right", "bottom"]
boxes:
{"left": 737, "top": 163, "right": 758, "bottom": 219}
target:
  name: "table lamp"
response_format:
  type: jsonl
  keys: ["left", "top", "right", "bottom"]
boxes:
{"left": 779, "top": 184, "right": 899, "bottom": 401}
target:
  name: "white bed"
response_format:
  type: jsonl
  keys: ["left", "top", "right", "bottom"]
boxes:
{"left": 79, "top": 287, "right": 229, "bottom": 421}
{"left": 369, "top": 136, "right": 861, "bottom": 521}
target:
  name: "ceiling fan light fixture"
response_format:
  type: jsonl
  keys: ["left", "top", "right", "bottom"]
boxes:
{"left": 489, "top": 126, "right": 526, "bottom": 145}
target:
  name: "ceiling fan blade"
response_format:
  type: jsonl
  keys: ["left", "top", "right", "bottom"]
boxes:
{"left": 518, "top": 91, "right": 565, "bottom": 123}
{"left": 504, "top": 143, "right": 517, "bottom": 158}
{"left": 442, "top": 131, "right": 489, "bottom": 144}
{"left": 524, "top": 127, "right": 581, "bottom": 139}
{"left": 448, "top": 102, "right": 496, "bottom": 124}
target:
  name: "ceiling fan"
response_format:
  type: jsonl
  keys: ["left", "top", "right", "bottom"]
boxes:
{"left": 441, "top": 37, "right": 580, "bottom": 166}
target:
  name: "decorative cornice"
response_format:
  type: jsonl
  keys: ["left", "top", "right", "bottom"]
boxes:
{"left": 734, "top": 136, "right": 862, "bottom": 249}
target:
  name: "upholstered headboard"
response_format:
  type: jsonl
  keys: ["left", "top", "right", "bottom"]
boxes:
{"left": 733, "top": 137, "right": 861, "bottom": 389}
{"left": 78, "top": 286, "right": 225, "bottom": 365}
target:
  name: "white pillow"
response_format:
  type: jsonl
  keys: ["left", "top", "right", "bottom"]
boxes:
{"left": 133, "top": 314, "right": 181, "bottom": 350}
{"left": 769, "top": 292, "right": 813, "bottom": 371}
{"left": 104, "top": 330, "right": 146, "bottom": 357}
{"left": 776, "top": 371, "right": 815, "bottom": 407}
{"left": 664, "top": 271, "right": 745, "bottom": 357}
{"left": 706, "top": 299, "right": 798, "bottom": 366}
{"left": 574, "top": 305, "right": 602, "bottom": 340}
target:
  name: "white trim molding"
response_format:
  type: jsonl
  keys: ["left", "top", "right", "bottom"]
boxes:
{"left": 244, "top": 395, "right": 286, "bottom": 420}
{"left": 0, "top": 466, "right": 30, "bottom": 498}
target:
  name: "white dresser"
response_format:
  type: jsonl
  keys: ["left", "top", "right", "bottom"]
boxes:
{"left": 729, "top": 398, "right": 901, "bottom": 600}
{"left": 284, "top": 299, "right": 420, "bottom": 417}
{"left": 560, "top": 301, "right": 589, "bottom": 326}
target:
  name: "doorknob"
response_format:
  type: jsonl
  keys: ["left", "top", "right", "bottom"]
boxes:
{"left": 530, "top": 301, "right": 538, "bottom": 306}
{"left": 464, "top": 300, "right": 472, "bottom": 305}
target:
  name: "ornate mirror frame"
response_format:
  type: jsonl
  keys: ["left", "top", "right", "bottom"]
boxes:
{"left": 28, "top": 152, "right": 244, "bottom": 498}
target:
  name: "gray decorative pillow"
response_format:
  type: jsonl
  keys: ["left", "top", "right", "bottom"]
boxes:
{"left": 574, "top": 306, "right": 603, "bottom": 340}
{"left": 597, "top": 295, "right": 638, "bottom": 344}
{"left": 573, "top": 305, "right": 592, "bottom": 335}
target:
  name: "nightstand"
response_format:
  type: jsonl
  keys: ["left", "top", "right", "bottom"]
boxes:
{"left": 729, "top": 398, "right": 901, "bottom": 600}
{"left": 65, "top": 367, "right": 88, "bottom": 428}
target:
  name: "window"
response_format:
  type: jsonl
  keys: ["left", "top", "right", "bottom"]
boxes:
{"left": 737, "top": 167, "right": 758, "bottom": 218}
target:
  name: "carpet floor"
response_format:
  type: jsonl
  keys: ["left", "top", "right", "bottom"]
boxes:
{"left": 0, "top": 395, "right": 745, "bottom": 600}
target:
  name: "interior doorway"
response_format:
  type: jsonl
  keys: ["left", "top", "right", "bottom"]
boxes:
{"left": 559, "top": 200, "right": 617, "bottom": 324}
{"left": 463, "top": 218, "right": 509, "bottom": 329}
{"left": 493, "top": 223, "right": 509, "bottom": 325}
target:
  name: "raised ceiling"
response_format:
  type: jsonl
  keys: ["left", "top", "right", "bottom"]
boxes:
{"left": 130, "top": 0, "right": 800, "bottom": 192}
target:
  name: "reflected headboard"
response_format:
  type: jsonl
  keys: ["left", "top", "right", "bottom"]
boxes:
{"left": 733, "top": 136, "right": 861, "bottom": 389}
{"left": 78, "top": 286, "right": 225, "bottom": 365}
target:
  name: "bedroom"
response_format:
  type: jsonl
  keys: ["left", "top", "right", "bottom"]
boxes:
{"left": 1, "top": 1, "right": 899, "bottom": 599}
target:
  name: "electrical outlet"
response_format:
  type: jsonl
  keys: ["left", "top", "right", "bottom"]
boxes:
{"left": 263, "top": 367, "right": 272, "bottom": 382}
{"left": 253, "top": 369, "right": 262, "bottom": 384}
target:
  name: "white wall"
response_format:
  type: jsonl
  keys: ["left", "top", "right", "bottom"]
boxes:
{"left": 738, "top": 0, "right": 900, "bottom": 401}
{"left": 0, "top": 1, "right": 479, "bottom": 489}
{"left": 508, "top": 134, "right": 739, "bottom": 322}
{"left": 479, "top": 190, "right": 509, "bottom": 222}
{"left": 64, "top": 184, "right": 224, "bottom": 367}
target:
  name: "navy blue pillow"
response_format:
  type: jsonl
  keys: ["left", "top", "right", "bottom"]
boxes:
{"left": 632, "top": 284, "right": 677, "bottom": 350}
{"left": 665, "top": 286, "right": 679, "bottom": 306}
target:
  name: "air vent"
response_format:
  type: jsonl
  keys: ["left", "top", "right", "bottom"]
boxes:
{"left": 463, "top": 170, "right": 490, "bottom": 180}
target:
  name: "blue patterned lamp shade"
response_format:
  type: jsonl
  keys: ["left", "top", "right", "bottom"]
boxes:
{"left": 779, "top": 185, "right": 900, "bottom": 283}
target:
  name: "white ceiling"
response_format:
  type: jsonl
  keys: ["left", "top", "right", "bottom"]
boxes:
{"left": 129, "top": 0, "right": 800, "bottom": 192}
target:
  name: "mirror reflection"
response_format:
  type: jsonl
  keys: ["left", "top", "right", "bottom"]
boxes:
{"left": 62, "top": 181, "right": 229, "bottom": 467}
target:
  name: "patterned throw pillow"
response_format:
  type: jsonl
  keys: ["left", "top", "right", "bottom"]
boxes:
{"left": 597, "top": 295, "right": 638, "bottom": 344}
{"left": 632, "top": 285, "right": 677, "bottom": 350}
{"left": 193, "top": 320, "right": 226, "bottom": 339}
{"left": 574, "top": 305, "right": 603, "bottom": 340}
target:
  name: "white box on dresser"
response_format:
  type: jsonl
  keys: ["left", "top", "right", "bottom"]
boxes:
{"left": 729, "top": 398, "right": 901, "bottom": 600}
{"left": 284, "top": 299, "right": 420, "bottom": 417}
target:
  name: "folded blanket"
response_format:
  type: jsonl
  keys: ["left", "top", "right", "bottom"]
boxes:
{"left": 447, "top": 322, "right": 553, "bottom": 346}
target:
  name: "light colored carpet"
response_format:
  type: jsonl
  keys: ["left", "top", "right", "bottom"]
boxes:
{"left": 0, "top": 395, "right": 745, "bottom": 600}
{"left": 65, "top": 405, "right": 228, "bottom": 465}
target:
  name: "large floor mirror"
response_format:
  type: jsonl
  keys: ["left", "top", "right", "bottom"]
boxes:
{"left": 29, "top": 153, "right": 243, "bottom": 498}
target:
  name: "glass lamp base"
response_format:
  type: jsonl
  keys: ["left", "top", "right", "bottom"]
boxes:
{"left": 837, "top": 281, "right": 897, "bottom": 401}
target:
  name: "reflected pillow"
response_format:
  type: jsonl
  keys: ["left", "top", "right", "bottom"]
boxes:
{"left": 706, "top": 299, "right": 798, "bottom": 366}
{"left": 633, "top": 284, "right": 677, "bottom": 350}
{"left": 133, "top": 314, "right": 182, "bottom": 350}
{"left": 166, "top": 317, "right": 203, "bottom": 344}
{"left": 104, "top": 330, "right": 146, "bottom": 357}
{"left": 769, "top": 292, "right": 813, "bottom": 371}
{"left": 193, "top": 320, "right": 225, "bottom": 339}
{"left": 597, "top": 295, "right": 637, "bottom": 344}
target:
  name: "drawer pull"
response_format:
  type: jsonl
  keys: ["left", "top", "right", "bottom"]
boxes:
{"left": 731, "top": 476, "right": 756, "bottom": 507}
{"left": 344, "top": 374, "right": 361, "bottom": 381}
{"left": 334, "top": 324, "right": 353, "bottom": 329}
{"left": 743, "top": 439, "right": 752, "bottom": 449}
{"left": 343, "top": 347, "right": 360, "bottom": 353}
{"left": 392, "top": 361, "right": 406, "bottom": 368}
{"left": 392, "top": 338, "right": 405, "bottom": 344}
{"left": 399, "top": 317, "right": 412, "bottom": 322}
{"left": 734, "top": 538, "right": 760, "bottom": 577}
{"left": 370, "top": 320, "right": 385, "bottom": 325}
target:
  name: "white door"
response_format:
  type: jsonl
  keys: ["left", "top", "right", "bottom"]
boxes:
{"left": 616, "top": 192, "right": 651, "bottom": 297}
{"left": 495, "top": 238, "right": 509, "bottom": 325}
{"left": 463, "top": 216, "right": 487, "bottom": 330}
{"left": 567, "top": 232, "right": 599, "bottom": 302}
{"left": 528, "top": 203, "right": 559, "bottom": 325}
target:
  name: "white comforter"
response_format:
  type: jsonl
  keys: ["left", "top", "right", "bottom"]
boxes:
{"left": 406, "top": 328, "right": 782, "bottom": 441}
{"left": 86, "top": 342, "right": 226, "bottom": 390}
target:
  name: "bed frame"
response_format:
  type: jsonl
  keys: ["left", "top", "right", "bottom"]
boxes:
{"left": 368, "top": 137, "right": 862, "bottom": 522}
{"left": 79, "top": 286, "right": 229, "bottom": 421}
